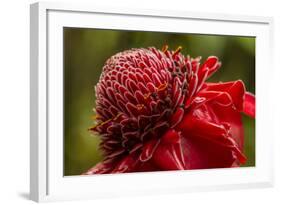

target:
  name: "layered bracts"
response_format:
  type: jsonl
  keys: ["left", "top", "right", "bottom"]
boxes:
{"left": 85, "top": 46, "right": 255, "bottom": 174}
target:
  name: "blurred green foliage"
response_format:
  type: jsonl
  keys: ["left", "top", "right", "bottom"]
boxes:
{"left": 64, "top": 28, "right": 255, "bottom": 176}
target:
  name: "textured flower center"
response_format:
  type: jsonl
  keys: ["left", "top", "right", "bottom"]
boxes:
{"left": 91, "top": 47, "right": 195, "bottom": 160}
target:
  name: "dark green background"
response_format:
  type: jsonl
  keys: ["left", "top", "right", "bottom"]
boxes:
{"left": 64, "top": 28, "right": 255, "bottom": 176}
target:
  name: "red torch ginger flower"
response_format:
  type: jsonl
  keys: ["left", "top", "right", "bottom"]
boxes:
{"left": 85, "top": 46, "right": 255, "bottom": 174}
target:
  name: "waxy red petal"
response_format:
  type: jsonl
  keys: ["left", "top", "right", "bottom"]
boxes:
{"left": 112, "top": 154, "right": 140, "bottom": 173}
{"left": 244, "top": 92, "right": 255, "bottom": 118}
{"left": 196, "top": 91, "right": 233, "bottom": 108}
{"left": 195, "top": 66, "right": 209, "bottom": 93}
{"left": 176, "top": 103, "right": 246, "bottom": 167}
{"left": 152, "top": 130, "right": 185, "bottom": 170}
{"left": 210, "top": 101, "right": 244, "bottom": 150}
{"left": 204, "top": 80, "right": 245, "bottom": 111}
{"left": 199, "top": 56, "right": 221, "bottom": 78}
{"left": 177, "top": 106, "right": 228, "bottom": 139}
{"left": 179, "top": 134, "right": 237, "bottom": 169}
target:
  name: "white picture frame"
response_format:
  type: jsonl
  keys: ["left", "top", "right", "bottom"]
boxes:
{"left": 30, "top": 2, "right": 274, "bottom": 202}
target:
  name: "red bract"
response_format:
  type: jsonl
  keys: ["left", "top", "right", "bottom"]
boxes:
{"left": 85, "top": 46, "right": 255, "bottom": 174}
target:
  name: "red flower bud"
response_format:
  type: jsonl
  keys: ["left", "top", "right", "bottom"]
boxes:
{"left": 84, "top": 46, "right": 255, "bottom": 174}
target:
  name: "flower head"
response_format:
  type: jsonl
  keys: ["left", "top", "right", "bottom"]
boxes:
{"left": 85, "top": 46, "right": 255, "bottom": 174}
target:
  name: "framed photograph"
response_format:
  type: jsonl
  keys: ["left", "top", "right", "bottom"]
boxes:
{"left": 30, "top": 2, "right": 274, "bottom": 202}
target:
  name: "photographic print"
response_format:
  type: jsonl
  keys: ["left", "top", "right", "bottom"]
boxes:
{"left": 63, "top": 28, "right": 255, "bottom": 176}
